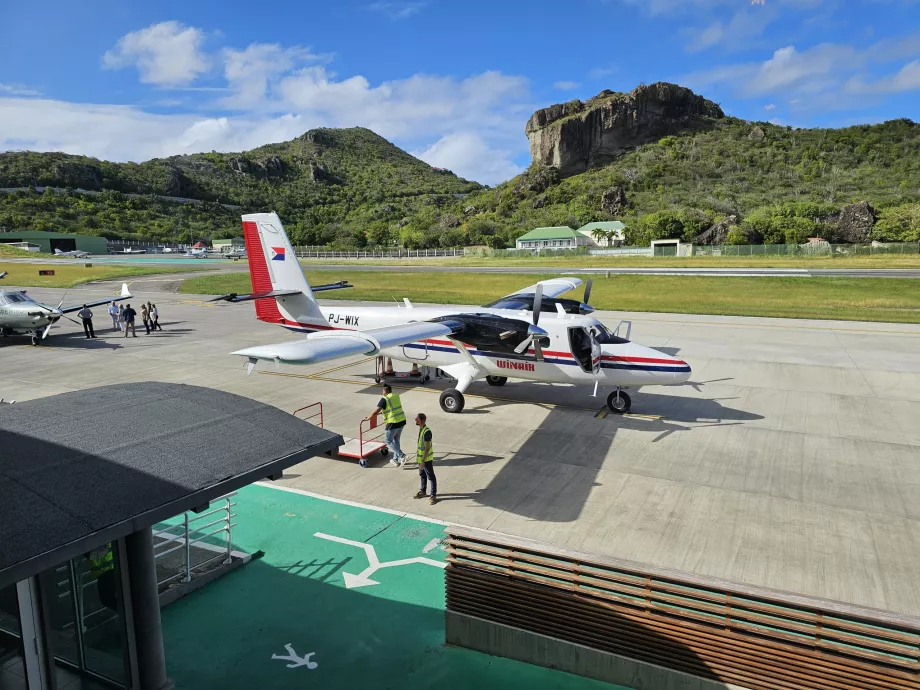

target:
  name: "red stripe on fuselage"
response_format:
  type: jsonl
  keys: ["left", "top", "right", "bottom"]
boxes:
{"left": 242, "top": 220, "right": 284, "bottom": 324}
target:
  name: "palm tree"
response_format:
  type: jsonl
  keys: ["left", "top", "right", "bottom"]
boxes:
{"left": 590, "top": 227, "right": 607, "bottom": 247}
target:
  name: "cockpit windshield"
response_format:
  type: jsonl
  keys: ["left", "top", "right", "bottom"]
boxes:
{"left": 590, "top": 322, "right": 630, "bottom": 344}
{"left": 3, "top": 292, "right": 28, "bottom": 304}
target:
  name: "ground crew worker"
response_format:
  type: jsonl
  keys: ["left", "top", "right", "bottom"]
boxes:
{"left": 413, "top": 412, "right": 436, "bottom": 505}
{"left": 122, "top": 303, "right": 137, "bottom": 337}
{"left": 77, "top": 304, "right": 96, "bottom": 338}
{"left": 365, "top": 383, "right": 407, "bottom": 466}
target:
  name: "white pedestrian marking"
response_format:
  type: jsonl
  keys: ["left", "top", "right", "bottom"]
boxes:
{"left": 271, "top": 644, "right": 317, "bottom": 669}
{"left": 314, "top": 532, "right": 447, "bottom": 589}
{"left": 422, "top": 538, "right": 441, "bottom": 554}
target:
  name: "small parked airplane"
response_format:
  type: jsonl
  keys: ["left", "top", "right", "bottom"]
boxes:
{"left": 218, "top": 212, "right": 691, "bottom": 414}
{"left": 54, "top": 248, "right": 90, "bottom": 258}
{"left": 184, "top": 248, "right": 209, "bottom": 258}
{"left": 0, "top": 283, "right": 132, "bottom": 345}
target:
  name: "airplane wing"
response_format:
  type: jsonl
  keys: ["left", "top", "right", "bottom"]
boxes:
{"left": 207, "top": 281, "right": 352, "bottom": 303}
{"left": 231, "top": 321, "right": 457, "bottom": 372}
{"left": 60, "top": 283, "right": 132, "bottom": 313}
{"left": 501, "top": 277, "right": 583, "bottom": 299}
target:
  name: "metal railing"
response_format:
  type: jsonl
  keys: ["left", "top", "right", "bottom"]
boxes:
{"left": 153, "top": 493, "right": 237, "bottom": 587}
{"left": 293, "top": 248, "right": 464, "bottom": 258}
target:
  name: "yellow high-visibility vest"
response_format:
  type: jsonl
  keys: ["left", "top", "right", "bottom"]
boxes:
{"left": 382, "top": 393, "right": 406, "bottom": 425}
{"left": 417, "top": 425, "right": 434, "bottom": 464}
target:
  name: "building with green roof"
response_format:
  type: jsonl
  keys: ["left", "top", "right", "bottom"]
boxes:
{"left": 515, "top": 226, "right": 589, "bottom": 250}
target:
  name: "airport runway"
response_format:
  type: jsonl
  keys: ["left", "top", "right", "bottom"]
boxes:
{"left": 3, "top": 285, "right": 920, "bottom": 617}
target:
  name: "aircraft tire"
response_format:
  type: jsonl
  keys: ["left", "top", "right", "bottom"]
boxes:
{"left": 439, "top": 389, "right": 465, "bottom": 413}
{"left": 30, "top": 336, "right": 39, "bottom": 346}
{"left": 486, "top": 376, "right": 507, "bottom": 387}
{"left": 607, "top": 391, "right": 631, "bottom": 414}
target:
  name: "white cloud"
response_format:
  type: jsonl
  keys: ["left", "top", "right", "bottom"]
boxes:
{"left": 412, "top": 132, "right": 523, "bottom": 186}
{"left": 553, "top": 81, "right": 581, "bottom": 90}
{"left": 275, "top": 67, "right": 528, "bottom": 142}
{"left": 846, "top": 59, "right": 920, "bottom": 94}
{"left": 764, "top": 103, "right": 776, "bottom": 109}
{"left": 0, "top": 83, "right": 41, "bottom": 97}
{"left": 686, "top": 6, "right": 775, "bottom": 52}
{"left": 222, "top": 43, "right": 328, "bottom": 107}
{"left": 102, "top": 21, "right": 209, "bottom": 87}
{"left": 0, "top": 98, "right": 313, "bottom": 162}
{"left": 366, "top": 2, "right": 427, "bottom": 19}
{"left": 588, "top": 65, "right": 618, "bottom": 79}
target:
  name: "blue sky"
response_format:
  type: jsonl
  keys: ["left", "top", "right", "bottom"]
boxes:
{"left": 1, "top": 0, "right": 918, "bottom": 184}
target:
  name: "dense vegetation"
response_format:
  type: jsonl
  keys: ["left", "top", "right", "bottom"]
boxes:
{"left": 2, "top": 116, "right": 919, "bottom": 249}
{"left": 0, "top": 127, "right": 480, "bottom": 246}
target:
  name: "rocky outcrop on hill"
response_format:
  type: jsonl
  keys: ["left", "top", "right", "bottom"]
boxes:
{"left": 227, "top": 155, "right": 284, "bottom": 179}
{"left": 601, "top": 186, "right": 628, "bottom": 215}
{"left": 828, "top": 201, "right": 876, "bottom": 243}
{"left": 525, "top": 82, "right": 724, "bottom": 177}
{"left": 51, "top": 162, "right": 102, "bottom": 190}
{"left": 695, "top": 215, "right": 740, "bottom": 245}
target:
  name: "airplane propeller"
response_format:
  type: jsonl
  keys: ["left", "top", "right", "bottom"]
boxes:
{"left": 513, "top": 284, "right": 548, "bottom": 361}
{"left": 583, "top": 279, "right": 593, "bottom": 308}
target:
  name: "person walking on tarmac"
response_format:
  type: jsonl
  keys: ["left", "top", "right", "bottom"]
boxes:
{"left": 413, "top": 412, "right": 437, "bottom": 505}
{"left": 365, "top": 383, "right": 407, "bottom": 466}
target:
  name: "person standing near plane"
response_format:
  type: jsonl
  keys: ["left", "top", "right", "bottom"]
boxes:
{"left": 413, "top": 413, "right": 436, "bottom": 505}
{"left": 77, "top": 304, "right": 96, "bottom": 339}
{"left": 122, "top": 304, "right": 137, "bottom": 337}
{"left": 149, "top": 302, "right": 162, "bottom": 331}
{"left": 365, "top": 383, "right": 407, "bottom": 466}
{"left": 108, "top": 301, "right": 120, "bottom": 331}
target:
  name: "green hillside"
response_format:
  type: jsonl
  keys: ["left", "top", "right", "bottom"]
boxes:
{"left": 462, "top": 117, "right": 920, "bottom": 247}
{"left": 0, "top": 127, "right": 481, "bottom": 246}
{"left": 2, "top": 115, "right": 919, "bottom": 249}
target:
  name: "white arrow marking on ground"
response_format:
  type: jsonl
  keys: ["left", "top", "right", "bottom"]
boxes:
{"left": 314, "top": 532, "right": 446, "bottom": 589}
{"left": 271, "top": 644, "right": 317, "bottom": 669}
{"left": 423, "top": 538, "right": 441, "bottom": 554}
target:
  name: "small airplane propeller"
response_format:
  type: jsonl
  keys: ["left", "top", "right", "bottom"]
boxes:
{"left": 513, "top": 284, "right": 548, "bottom": 361}
{"left": 583, "top": 279, "right": 593, "bottom": 308}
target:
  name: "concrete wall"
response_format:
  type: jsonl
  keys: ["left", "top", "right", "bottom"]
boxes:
{"left": 445, "top": 612, "right": 749, "bottom": 690}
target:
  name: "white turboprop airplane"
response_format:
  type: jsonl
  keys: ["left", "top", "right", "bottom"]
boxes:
{"left": 218, "top": 212, "right": 691, "bottom": 414}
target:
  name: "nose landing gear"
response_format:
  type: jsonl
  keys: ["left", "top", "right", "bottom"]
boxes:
{"left": 606, "top": 389, "right": 631, "bottom": 414}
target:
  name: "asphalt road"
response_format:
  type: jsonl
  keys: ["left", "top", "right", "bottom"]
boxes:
{"left": 300, "top": 264, "right": 920, "bottom": 278}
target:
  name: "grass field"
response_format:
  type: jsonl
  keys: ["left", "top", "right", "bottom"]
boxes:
{"left": 180, "top": 270, "right": 920, "bottom": 323}
{"left": 0, "top": 262, "right": 212, "bottom": 288}
{"left": 0, "top": 244, "right": 57, "bottom": 259}
{"left": 298, "top": 253, "right": 920, "bottom": 269}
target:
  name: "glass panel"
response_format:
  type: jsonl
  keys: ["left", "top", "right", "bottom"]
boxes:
{"left": 0, "top": 585, "right": 24, "bottom": 690}
{"left": 74, "top": 545, "right": 129, "bottom": 684}
{"left": 39, "top": 564, "right": 80, "bottom": 667}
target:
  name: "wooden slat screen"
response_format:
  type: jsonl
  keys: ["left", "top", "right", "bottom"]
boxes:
{"left": 445, "top": 526, "right": 920, "bottom": 690}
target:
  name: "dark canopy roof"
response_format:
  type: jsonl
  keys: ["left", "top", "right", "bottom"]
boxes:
{"left": 0, "top": 382, "right": 342, "bottom": 587}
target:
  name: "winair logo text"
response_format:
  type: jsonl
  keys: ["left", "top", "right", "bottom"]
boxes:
{"left": 497, "top": 360, "right": 535, "bottom": 372}
{"left": 328, "top": 313, "right": 360, "bottom": 327}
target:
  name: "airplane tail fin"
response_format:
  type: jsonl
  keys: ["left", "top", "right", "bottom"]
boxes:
{"left": 241, "top": 212, "right": 326, "bottom": 326}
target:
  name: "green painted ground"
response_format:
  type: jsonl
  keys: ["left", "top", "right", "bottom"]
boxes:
{"left": 161, "top": 484, "right": 624, "bottom": 690}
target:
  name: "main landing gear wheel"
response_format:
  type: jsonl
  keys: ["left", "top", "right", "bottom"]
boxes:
{"left": 380, "top": 447, "right": 388, "bottom": 456}
{"left": 607, "top": 391, "right": 631, "bottom": 414}
{"left": 439, "top": 388, "right": 465, "bottom": 413}
{"left": 30, "top": 335, "right": 39, "bottom": 346}
{"left": 485, "top": 376, "right": 507, "bottom": 387}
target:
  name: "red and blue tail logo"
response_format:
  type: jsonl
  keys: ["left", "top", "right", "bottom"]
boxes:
{"left": 270, "top": 246, "right": 285, "bottom": 261}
